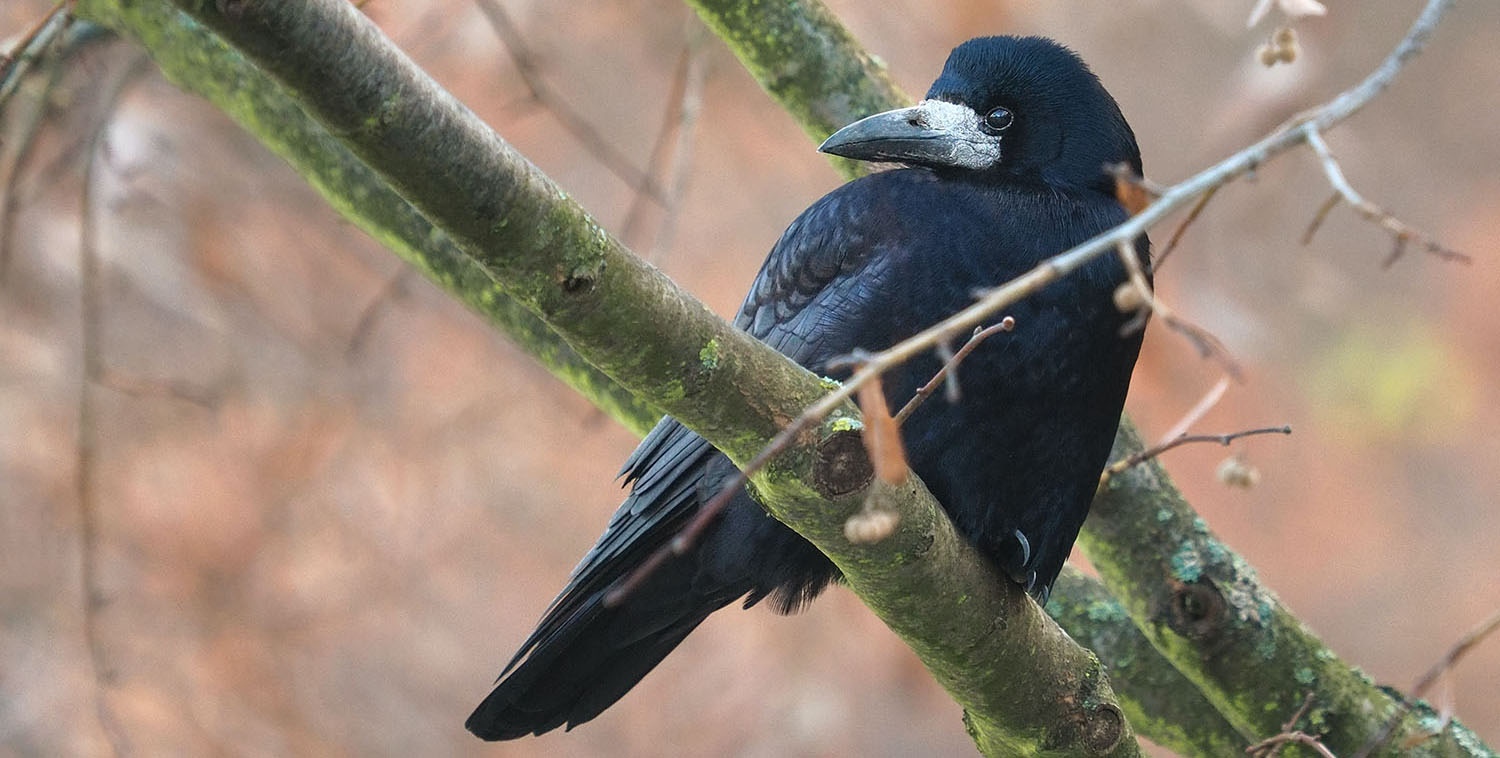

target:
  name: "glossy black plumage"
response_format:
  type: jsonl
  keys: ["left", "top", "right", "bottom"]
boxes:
{"left": 468, "top": 36, "right": 1148, "bottom": 741}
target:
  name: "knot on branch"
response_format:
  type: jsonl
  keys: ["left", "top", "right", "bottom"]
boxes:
{"left": 813, "top": 428, "right": 873, "bottom": 498}
{"left": 1163, "top": 579, "right": 1228, "bottom": 644}
{"left": 561, "top": 265, "right": 600, "bottom": 294}
{"left": 1081, "top": 702, "right": 1126, "bottom": 755}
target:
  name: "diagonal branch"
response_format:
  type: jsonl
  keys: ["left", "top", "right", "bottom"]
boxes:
{"left": 473, "top": 0, "right": 668, "bottom": 204}
{"left": 101, "top": 1, "right": 1143, "bottom": 754}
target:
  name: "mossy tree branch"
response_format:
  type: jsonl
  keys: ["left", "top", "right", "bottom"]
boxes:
{"left": 692, "top": 0, "right": 1495, "bottom": 755}
{"left": 72, "top": 0, "right": 1145, "bottom": 754}
{"left": 1088, "top": 420, "right": 1494, "bottom": 756}
{"left": 1050, "top": 568, "right": 1249, "bottom": 757}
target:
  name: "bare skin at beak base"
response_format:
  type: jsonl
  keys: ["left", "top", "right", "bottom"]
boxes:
{"left": 818, "top": 99, "right": 1002, "bottom": 170}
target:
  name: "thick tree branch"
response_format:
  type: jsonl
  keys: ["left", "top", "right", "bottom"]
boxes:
{"left": 691, "top": 0, "right": 1492, "bottom": 755}
{"left": 684, "top": 0, "right": 909, "bottom": 179}
{"left": 1049, "top": 568, "right": 1249, "bottom": 758}
{"left": 1087, "top": 419, "right": 1493, "bottom": 756}
{"left": 77, "top": 0, "right": 1142, "bottom": 754}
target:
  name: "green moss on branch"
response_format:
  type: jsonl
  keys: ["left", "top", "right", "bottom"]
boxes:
{"left": 685, "top": 0, "right": 909, "bottom": 179}
{"left": 1084, "top": 419, "right": 1494, "bottom": 756}
{"left": 1050, "top": 568, "right": 1249, "bottom": 757}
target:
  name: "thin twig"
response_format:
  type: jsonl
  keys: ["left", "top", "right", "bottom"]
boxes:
{"left": 0, "top": 0, "right": 68, "bottom": 109}
{"left": 1303, "top": 126, "right": 1469, "bottom": 268}
{"left": 611, "top": 0, "right": 1455, "bottom": 609}
{"left": 1151, "top": 183, "right": 1218, "bottom": 273}
{"left": 76, "top": 52, "right": 151, "bottom": 758}
{"left": 1247, "top": 731, "right": 1338, "bottom": 758}
{"left": 0, "top": 33, "right": 67, "bottom": 284}
{"left": 1117, "top": 239, "right": 1245, "bottom": 381}
{"left": 1100, "top": 426, "right": 1290, "bottom": 485}
{"left": 1354, "top": 607, "right": 1500, "bottom": 758}
{"left": 1159, "top": 376, "right": 1232, "bottom": 444}
{"left": 621, "top": 24, "right": 709, "bottom": 254}
{"left": 1301, "top": 191, "right": 1342, "bottom": 245}
{"left": 894, "top": 317, "right": 1014, "bottom": 426}
{"left": 345, "top": 266, "right": 413, "bottom": 356}
{"left": 473, "top": 0, "right": 667, "bottom": 203}
{"left": 1283, "top": 692, "right": 1317, "bottom": 733}
{"left": 1249, "top": 692, "right": 1322, "bottom": 758}
{"left": 95, "top": 367, "right": 220, "bottom": 409}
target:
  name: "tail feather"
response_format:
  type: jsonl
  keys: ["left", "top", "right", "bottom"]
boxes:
{"left": 465, "top": 558, "right": 742, "bottom": 741}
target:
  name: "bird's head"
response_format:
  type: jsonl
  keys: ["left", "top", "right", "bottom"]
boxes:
{"left": 819, "top": 36, "right": 1141, "bottom": 195}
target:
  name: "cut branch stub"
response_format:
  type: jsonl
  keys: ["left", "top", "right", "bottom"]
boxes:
{"left": 813, "top": 427, "right": 874, "bottom": 498}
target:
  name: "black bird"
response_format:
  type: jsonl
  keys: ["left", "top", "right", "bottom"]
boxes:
{"left": 468, "top": 35, "right": 1148, "bottom": 740}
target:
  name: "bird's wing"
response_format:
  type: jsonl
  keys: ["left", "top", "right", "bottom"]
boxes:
{"left": 501, "top": 180, "right": 904, "bottom": 673}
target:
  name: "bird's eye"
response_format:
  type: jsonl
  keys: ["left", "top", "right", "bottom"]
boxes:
{"left": 982, "top": 106, "right": 1014, "bottom": 134}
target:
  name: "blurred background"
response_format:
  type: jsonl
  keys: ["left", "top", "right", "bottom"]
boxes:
{"left": 2, "top": 1, "right": 1497, "bottom": 755}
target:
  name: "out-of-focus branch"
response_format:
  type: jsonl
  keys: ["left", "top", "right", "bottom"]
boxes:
{"left": 684, "top": 0, "right": 908, "bottom": 179}
{"left": 1302, "top": 127, "right": 1469, "bottom": 268}
{"left": 75, "top": 50, "right": 152, "bottom": 758}
{"left": 473, "top": 0, "right": 667, "bottom": 204}
{"left": 1355, "top": 608, "right": 1500, "bottom": 758}
{"left": 0, "top": 0, "right": 68, "bottom": 108}
{"left": 621, "top": 24, "right": 709, "bottom": 256}
{"left": 68, "top": 0, "right": 659, "bottom": 436}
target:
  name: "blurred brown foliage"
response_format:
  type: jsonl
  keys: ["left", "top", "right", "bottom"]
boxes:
{"left": 2, "top": 1, "right": 1498, "bottom": 755}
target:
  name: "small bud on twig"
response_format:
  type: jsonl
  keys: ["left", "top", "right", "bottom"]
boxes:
{"left": 1216, "top": 454, "right": 1261, "bottom": 489}
{"left": 1112, "top": 282, "right": 1146, "bottom": 313}
{"left": 844, "top": 505, "right": 900, "bottom": 544}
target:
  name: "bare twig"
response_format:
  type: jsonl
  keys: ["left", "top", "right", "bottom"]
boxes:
{"left": 1247, "top": 731, "right": 1337, "bottom": 758}
{"left": 1303, "top": 127, "right": 1469, "bottom": 268}
{"left": 1158, "top": 376, "right": 1232, "bottom": 444}
{"left": 1100, "top": 426, "right": 1290, "bottom": 485}
{"left": 894, "top": 317, "right": 1014, "bottom": 426}
{"left": 95, "top": 367, "right": 220, "bottom": 409}
{"left": 473, "top": 0, "right": 667, "bottom": 203}
{"left": 1301, "top": 191, "right": 1342, "bottom": 245}
{"left": 76, "top": 52, "right": 151, "bottom": 758}
{"left": 1354, "top": 607, "right": 1500, "bottom": 758}
{"left": 0, "top": 0, "right": 68, "bottom": 109}
{"left": 1151, "top": 184, "right": 1218, "bottom": 273}
{"left": 1246, "top": 690, "right": 1323, "bottom": 757}
{"left": 1283, "top": 692, "right": 1317, "bottom": 733}
{"left": 345, "top": 265, "right": 413, "bottom": 356}
{"left": 1, "top": 36, "right": 67, "bottom": 284}
{"left": 621, "top": 24, "right": 709, "bottom": 255}
{"left": 1116, "top": 239, "right": 1245, "bottom": 381}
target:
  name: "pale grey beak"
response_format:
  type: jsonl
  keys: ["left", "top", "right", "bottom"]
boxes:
{"left": 818, "top": 99, "right": 1002, "bottom": 170}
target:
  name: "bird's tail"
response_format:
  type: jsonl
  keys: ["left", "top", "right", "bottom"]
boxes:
{"left": 465, "top": 553, "right": 743, "bottom": 741}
